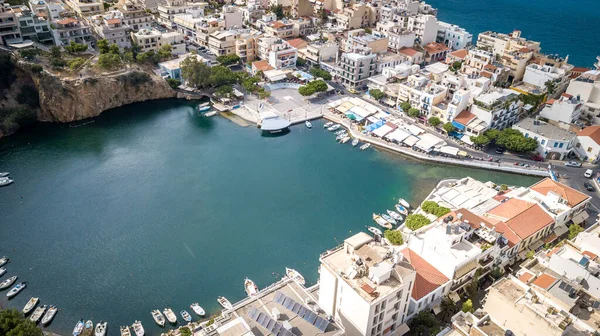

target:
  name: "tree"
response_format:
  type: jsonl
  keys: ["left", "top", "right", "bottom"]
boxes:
{"left": 407, "top": 107, "right": 420, "bottom": 118}
{"left": 158, "top": 44, "right": 173, "bottom": 61}
{"left": 568, "top": 223, "right": 584, "bottom": 239}
{"left": 68, "top": 57, "right": 86, "bottom": 70}
{"left": 257, "top": 87, "right": 270, "bottom": 99}
{"left": 409, "top": 311, "right": 439, "bottom": 336}
{"left": 216, "top": 54, "right": 240, "bottom": 66}
{"left": 544, "top": 80, "right": 556, "bottom": 95}
{"left": 97, "top": 39, "right": 109, "bottom": 54}
{"left": 370, "top": 88, "right": 385, "bottom": 100}
{"left": 428, "top": 116, "right": 441, "bottom": 127}
{"left": 450, "top": 61, "right": 462, "bottom": 72}
{"left": 28, "top": 64, "right": 43, "bottom": 74}
{"left": 209, "top": 65, "right": 238, "bottom": 87}
{"left": 298, "top": 85, "right": 314, "bottom": 96}
{"left": 483, "top": 128, "right": 501, "bottom": 142}
{"left": 439, "top": 296, "right": 457, "bottom": 323}
{"left": 270, "top": 4, "right": 284, "bottom": 19}
{"left": 421, "top": 201, "right": 450, "bottom": 217}
{"left": 50, "top": 46, "right": 61, "bottom": 59}
{"left": 296, "top": 57, "right": 306, "bottom": 67}
{"left": 400, "top": 101, "right": 411, "bottom": 112}
{"left": 97, "top": 53, "right": 122, "bottom": 69}
{"left": 384, "top": 230, "right": 403, "bottom": 245}
{"left": 491, "top": 266, "right": 504, "bottom": 280}
{"left": 405, "top": 214, "right": 431, "bottom": 231}
{"left": 166, "top": 78, "right": 181, "bottom": 89}
{"left": 181, "top": 56, "right": 212, "bottom": 89}
{"left": 466, "top": 270, "right": 480, "bottom": 300}
{"left": 242, "top": 76, "right": 259, "bottom": 92}
{"left": 526, "top": 250, "right": 535, "bottom": 259}
{"left": 123, "top": 51, "right": 135, "bottom": 63}
{"left": 108, "top": 43, "right": 120, "bottom": 55}
{"left": 16, "top": 84, "right": 39, "bottom": 107}
{"left": 180, "top": 327, "right": 191, "bottom": 336}
{"left": 215, "top": 84, "right": 233, "bottom": 96}
{"left": 496, "top": 129, "right": 538, "bottom": 152}
{"left": 470, "top": 134, "right": 490, "bottom": 146}
{"left": 19, "top": 48, "right": 39, "bottom": 60}
{"left": 64, "top": 41, "right": 88, "bottom": 54}
{"left": 442, "top": 122, "right": 455, "bottom": 133}
{"left": 0, "top": 309, "right": 43, "bottom": 336}
{"left": 309, "top": 67, "right": 332, "bottom": 80}
{"left": 461, "top": 299, "right": 473, "bottom": 313}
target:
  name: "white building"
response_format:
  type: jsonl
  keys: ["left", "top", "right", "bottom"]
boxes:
{"left": 90, "top": 15, "right": 131, "bottom": 48}
{"left": 407, "top": 14, "right": 437, "bottom": 45}
{"left": 566, "top": 68, "right": 600, "bottom": 121}
{"left": 64, "top": 0, "right": 103, "bottom": 16}
{"left": 522, "top": 63, "right": 572, "bottom": 95}
{"left": 131, "top": 28, "right": 185, "bottom": 54}
{"left": 52, "top": 17, "right": 92, "bottom": 46}
{"left": 512, "top": 118, "right": 576, "bottom": 160}
{"left": 539, "top": 93, "right": 583, "bottom": 129}
{"left": 575, "top": 125, "right": 600, "bottom": 163}
{"left": 471, "top": 89, "right": 522, "bottom": 130}
{"left": 318, "top": 232, "right": 415, "bottom": 336}
{"left": 437, "top": 21, "right": 472, "bottom": 50}
{"left": 397, "top": 73, "right": 447, "bottom": 117}
{"left": 337, "top": 47, "right": 377, "bottom": 89}
{"left": 257, "top": 36, "right": 297, "bottom": 70}
{"left": 119, "top": 2, "right": 153, "bottom": 32}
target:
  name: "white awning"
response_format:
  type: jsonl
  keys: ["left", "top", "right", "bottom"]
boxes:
{"left": 373, "top": 124, "right": 394, "bottom": 137}
{"left": 349, "top": 105, "right": 372, "bottom": 118}
{"left": 571, "top": 210, "right": 589, "bottom": 225}
{"left": 439, "top": 146, "right": 459, "bottom": 156}
{"left": 385, "top": 128, "right": 411, "bottom": 142}
{"left": 415, "top": 133, "right": 446, "bottom": 152}
{"left": 405, "top": 124, "right": 424, "bottom": 136}
{"left": 554, "top": 224, "right": 568, "bottom": 237}
{"left": 396, "top": 323, "right": 410, "bottom": 335}
{"left": 530, "top": 239, "right": 544, "bottom": 251}
{"left": 461, "top": 136, "right": 474, "bottom": 145}
{"left": 403, "top": 135, "right": 420, "bottom": 146}
{"left": 449, "top": 291, "right": 461, "bottom": 302}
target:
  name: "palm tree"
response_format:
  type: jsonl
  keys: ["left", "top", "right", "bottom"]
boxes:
{"left": 439, "top": 296, "right": 457, "bottom": 323}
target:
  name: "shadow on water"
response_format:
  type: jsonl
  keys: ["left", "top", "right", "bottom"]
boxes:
{"left": 261, "top": 128, "right": 290, "bottom": 137}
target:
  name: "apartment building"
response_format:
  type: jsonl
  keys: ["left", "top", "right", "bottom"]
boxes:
{"left": 257, "top": 35, "right": 297, "bottom": 69}
{"left": 208, "top": 29, "right": 239, "bottom": 56}
{"left": 44, "top": 0, "right": 67, "bottom": 20}
{"left": 423, "top": 41, "right": 448, "bottom": 64}
{"left": 461, "top": 48, "right": 493, "bottom": 75}
{"left": 119, "top": 2, "right": 153, "bottom": 32}
{"left": 318, "top": 233, "right": 416, "bottom": 336}
{"left": 471, "top": 89, "right": 522, "bottom": 130}
{"left": 406, "top": 14, "right": 437, "bottom": 45}
{"left": 566, "top": 67, "right": 600, "bottom": 120}
{"left": 290, "top": 16, "right": 315, "bottom": 37}
{"left": 539, "top": 93, "right": 583, "bottom": 129}
{"left": 375, "top": 21, "right": 415, "bottom": 52}
{"left": 337, "top": 47, "right": 377, "bottom": 89}
{"left": 64, "top": 0, "right": 103, "bottom": 16}
{"left": 234, "top": 29, "right": 261, "bottom": 62}
{"left": 15, "top": 6, "right": 53, "bottom": 43}
{"left": 137, "top": 0, "right": 164, "bottom": 13}
{"left": 513, "top": 118, "right": 576, "bottom": 160}
{"left": 397, "top": 73, "right": 447, "bottom": 116}
{"left": 523, "top": 63, "right": 573, "bottom": 95}
{"left": 220, "top": 5, "right": 242, "bottom": 29}
{"left": 398, "top": 46, "right": 423, "bottom": 65}
{"left": 575, "top": 125, "right": 600, "bottom": 163}
{"left": 173, "top": 9, "right": 205, "bottom": 39}
{"left": 476, "top": 29, "right": 541, "bottom": 58}
{"left": 131, "top": 28, "right": 185, "bottom": 54}
{"left": 0, "top": 2, "right": 21, "bottom": 45}
{"left": 297, "top": 41, "right": 337, "bottom": 66}
{"left": 52, "top": 17, "right": 91, "bottom": 46}
{"left": 334, "top": 3, "right": 373, "bottom": 30}
{"left": 157, "top": 0, "right": 205, "bottom": 27}
{"left": 345, "top": 28, "right": 388, "bottom": 54}
{"left": 262, "top": 19, "right": 294, "bottom": 39}
{"left": 194, "top": 18, "right": 221, "bottom": 47}
{"left": 436, "top": 21, "right": 471, "bottom": 50}
{"left": 90, "top": 15, "right": 131, "bottom": 48}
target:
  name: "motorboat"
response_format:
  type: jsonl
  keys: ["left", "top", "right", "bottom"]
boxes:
{"left": 30, "top": 305, "right": 47, "bottom": 324}
{"left": 387, "top": 210, "right": 403, "bottom": 222}
{"left": 151, "top": 309, "right": 165, "bottom": 327}
{"left": 340, "top": 136, "right": 351, "bottom": 144}
{"left": 120, "top": 326, "right": 131, "bottom": 336}
{"left": 190, "top": 303, "right": 205, "bottom": 316}
{"left": 23, "top": 297, "right": 39, "bottom": 315}
{"left": 0, "top": 177, "right": 14, "bottom": 187}
{"left": 41, "top": 306, "right": 57, "bottom": 325}
{"left": 180, "top": 310, "right": 192, "bottom": 322}
{"left": 327, "top": 124, "right": 341, "bottom": 131}
{"left": 335, "top": 134, "right": 346, "bottom": 141}
{"left": 323, "top": 122, "right": 334, "bottom": 128}
{"left": 360, "top": 143, "right": 371, "bottom": 151}
{"left": 85, "top": 320, "right": 94, "bottom": 334}
{"left": 0, "top": 267, "right": 6, "bottom": 278}
{"left": 373, "top": 214, "right": 392, "bottom": 229}
{"left": 0, "top": 256, "right": 8, "bottom": 267}
{"left": 95, "top": 321, "right": 107, "bottom": 336}
{"left": 0, "top": 172, "right": 8, "bottom": 177}
{"left": 395, "top": 204, "right": 408, "bottom": 216}
{"left": 204, "top": 111, "right": 217, "bottom": 117}
{"left": 197, "top": 102, "right": 211, "bottom": 112}
{"left": 217, "top": 296, "right": 233, "bottom": 310}
{"left": 163, "top": 307, "right": 177, "bottom": 324}
{"left": 7, "top": 282, "right": 27, "bottom": 298}
{"left": 73, "top": 320, "right": 84, "bottom": 336}
{"left": 334, "top": 129, "right": 347, "bottom": 136}
{"left": 0, "top": 276, "right": 17, "bottom": 289}
{"left": 131, "top": 320, "right": 144, "bottom": 336}
{"left": 397, "top": 198, "right": 410, "bottom": 208}
{"left": 244, "top": 278, "right": 259, "bottom": 297}
{"left": 368, "top": 226, "right": 382, "bottom": 236}
{"left": 352, "top": 139, "right": 359, "bottom": 147}
{"left": 305, "top": 121, "right": 312, "bottom": 128}
{"left": 285, "top": 268, "right": 305, "bottom": 285}
{"left": 381, "top": 213, "right": 397, "bottom": 225}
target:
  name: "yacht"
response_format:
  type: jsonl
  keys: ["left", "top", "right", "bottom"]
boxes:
{"left": 151, "top": 309, "right": 165, "bottom": 327}
{"left": 0, "top": 256, "right": 8, "bottom": 267}
{"left": 381, "top": 213, "right": 397, "bottom": 225}
{"left": 41, "top": 306, "right": 57, "bottom": 325}
{"left": 367, "top": 226, "right": 382, "bottom": 236}
{"left": 73, "top": 320, "right": 84, "bottom": 336}
{"left": 0, "top": 177, "right": 13, "bottom": 187}
{"left": 95, "top": 321, "right": 107, "bottom": 336}
{"left": 323, "top": 122, "right": 334, "bottom": 128}
{"left": 120, "top": 326, "right": 131, "bottom": 336}
{"left": 372, "top": 214, "right": 392, "bottom": 229}
{"left": 0, "top": 276, "right": 17, "bottom": 289}
{"left": 30, "top": 305, "right": 47, "bottom": 323}
{"left": 131, "top": 320, "right": 144, "bottom": 336}
{"left": 244, "top": 278, "right": 259, "bottom": 297}
{"left": 217, "top": 296, "right": 233, "bottom": 310}
{"left": 352, "top": 139, "right": 359, "bottom": 147}
{"left": 163, "top": 307, "right": 177, "bottom": 324}
{"left": 190, "top": 303, "right": 205, "bottom": 316}
{"left": 6, "top": 282, "right": 27, "bottom": 298}
{"left": 395, "top": 204, "right": 408, "bottom": 216}
{"left": 0, "top": 267, "right": 5, "bottom": 277}
{"left": 360, "top": 143, "right": 371, "bottom": 150}
{"left": 285, "top": 268, "right": 305, "bottom": 285}
{"left": 180, "top": 310, "right": 192, "bottom": 322}
{"left": 0, "top": 172, "right": 9, "bottom": 177}
{"left": 397, "top": 198, "right": 410, "bottom": 208}
{"left": 23, "top": 297, "right": 39, "bottom": 315}
{"left": 305, "top": 121, "right": 312, "bottom": 128}
{"left": 387, "top": 210, "right": 403, "bottom": 222}
{"left": 327, "top": 124, "right": 340, "bottom": 131}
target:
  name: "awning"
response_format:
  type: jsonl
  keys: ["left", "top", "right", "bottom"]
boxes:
{"left": 452, "top": 120, "right": 466, "bottom": 131}
{"left": 403, "top": 135, "right": 420, "bottom": 146}
{"left": 367, "top": 116, "right": 379, "bottom": 123}
{"left": 448, "top": 131, "right": 463, "bottom": 139}
{"left": 449, "top": 291, "right": 461, "bottom": 303}
{"left": 554, "top": 224, "right": 568, "bottom": 237}
{"left": 439, "top": 146, "right": 459, "bottom": 156}
{"left": 571, "top": 210, "right": 589, "bottom": 225}
{"left": 458, "top": 151, "right": 468, "bottom": 157}
{"left": 396, "top": 323, "right": 410, "bottom": 335}
{"left": 530, "top": 239, "right": 544, "bottom": 251}
{"left": 461, "top": 136, "right": 474, "bottom": 145}
{"left": 385, "top": 129, "right": 411, "bottom": 143}
{"left": 373, "top": 124, "right": 394, "bottom": 137}
{"left": 405, "top": 124, "right": 424, "bottom": 136}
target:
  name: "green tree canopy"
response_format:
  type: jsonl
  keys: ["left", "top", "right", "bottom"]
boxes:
{"left": 400, "top": 101, "right": 411, "bottom": 112}
{"left": 97, "top": 53, "right": 122, "bottom": 69}
{"left": 428, "top": 116, "right": 441, "bottom": 127}
{"left": 158, "top": 44, "right": 173, "bottom": 61}
{"left": 270, "top": 4, "right": 284, "bottom": 19}
{"left": 209, "top": 65, "right": 238, "bottom": 87}
{"left": 496, "top": 129, "right": 538, "bottom": 152}
{"left": 166, "top": 78, "right": 181, "bottom": 89}
{"left": 216, "top": 54, "right": 240, "bottom": 65}
{"left": 309, "top": 67, "right": 332, "bottom": 80}
{"left": 181, "top": 56, "right": 212, "bottom": 89}
{"left": 49, "top": 46, "right": 61, "bottom": 59}
{"left": 409, "top": 311, "right": 439, "bottom": 336}
{"left": 462, "top": 299, "right": 473, "bottom": 313}
{"left": 405, "top": 214, "right": 431, "bottom": 231}
{"left": 407, "top": 107, "right": 420, "bottom": 117}
{"left": 470, "top": 134, "right": 490, "bottom": 146}
{"left": 569, "top": 223, "right": 584, "bottom": 239}
{"left": 65, "top": 41, "right": 88, "bottom": 54}
{"left": 384, "top": 230, "right": 404, "bottom": 245}
{"left": 439, "top": 296, "right": 457, "bottom": 323}
{"left": 370, "top": 89, "right": 385, "bottom": 100}
{"left": 97, "top": 39, "right": 109, "bottom": 54}
{"left": 296, "top": 57, "right": 306, "bottom": 67}
{"left": 298, "top": 80, "right": 328, "bottom": 96}
{"left": 0, "top": 309, "right": 43, "bottom": 336}
{"left": 108, "top": 43, "right": 120, "bottom": 55}
{"left": 442, "top": 122, "right": 455, "bottom": 133}
{"left": 421, "top": 201, "right": 451, "bottom": 217}
{"left": 19, "top": 48, "right": 39, "bottom": 59}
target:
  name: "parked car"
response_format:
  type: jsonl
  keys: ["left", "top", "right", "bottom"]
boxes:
{"left": 565, "top": 161, "right": 582, "bottom": 167}
{"left": 584, "top": 169, "right": 594, "bottom": 178}
{"left": 348, "top": 88, "right": 358, "bottom": 94}
{"left": 495, "top": 147, "right": 505, "bottom": 154}
{"left": 531, "top": 154, "right": 544, "bottom": 162}
{"left": 584, "top": 182, "right": 595, "bottom": 192}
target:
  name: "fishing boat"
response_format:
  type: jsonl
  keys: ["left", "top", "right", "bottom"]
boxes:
{"left": 305, "top": 120, "right": 312, "bottom": 128}
{"left": 204, "top": 111, "right": 217, "bottom": 117}
{"left": 120, "top": 326, "right": 131, "bottom": 336}
{"left": 197, "top": 102, "right": 211, "bottom": 112}
{"left": 163, "top": 307, "right": 177, "bottom": 324}
{"left": 0, "top": 177, "right": 14, "bottom": 187}
{"left": 0, "top": 172, "right": 9, "bottom": 177}
{"left": 180, "top": 310, "right": 192, "bottom": 322}
{"left": 360, "top": 143, "right": 371, "bottom": 151}
{"left": 0, "top": 256, "right": 8, "bottom": 267}
{"left": 395, "top": 204, "right": 408, "bottom": 216}
{"left": 327, "top": 124, "right": 341, "bottom": 131}
{"left": 323, "top": 122, "right": 334, "bottom": 128}
{"left": 95, "top": 321, "right": 107, "bottom": 336}
{"left": 381, "top": 213, "right": 397, "bottom": 225}
{"left": 244, "top": 278, "right": 259, "bottom": 297}
{"left": 41, "top": 306, "right": 57, "bottom": 325}
{"left": 285, "top": 268, "right": 305, "bottom": 285}
{"left": 85, "top": 320, "right": 94, "bottom": 335}
{"left": 334, "top": 129, "right": 347, "bottom": 136}
{"left": 387, "top": 210, "right": 403, "bottom": 222}
{"left": 352, "top": 139, "right": 359, "bottom": 147}
{"left": 30, "top": 305, "right": 47, "bottom": 324}
{"left": 0, "top": 267, "right": 5, "bottom": 278}
{"left": 340, "top": 136, "right": 351, "bottom": 144}
{"left": 23, "top": 297, "right": 39, "bottom": 315}
{"left": 217, "top": 296, "right": 233, "bottom": 310}
{"left": 131, "top": 321, "right": 144, "bottom": 336}
{"left": 0, "top": 276, "right": 17, "bottom": 289}
{"left": 7, "top": 282, "right": 27, "bottom": 298}
{"left": 397, "top": 198, "right": 410, "bottom": 208}
{"left": 151, "top": 309, "right": 165, "bottom": 327}
{"left": 73, "top": 320, "right": 84, "bottom": 336}
{"left": 335, "top": 133, "right": 346, "bottom": 141}
{"left": 367, "top": 226, "right": 382, "bottom": 236}
{"left": 190, "top": 303, "right": 205, "bottom": 316}
{"left": 373, "top": 214, "right": 392, "bottom": 229}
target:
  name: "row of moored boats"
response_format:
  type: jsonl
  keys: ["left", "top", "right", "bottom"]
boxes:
{"left": 150, "top": 304, "right": 205, "bottom": 328}
{"left": 324, "top": 122, "right": 371, "bottom": 150}
{"left": 370, "top": 198, "right": 411, "bottom": 233}
{"left": 0, "top": 172, "right": 13, "bottom": 187}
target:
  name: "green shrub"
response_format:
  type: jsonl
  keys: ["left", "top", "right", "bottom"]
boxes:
{"left": 421, "top": 201, "right": 450, "bottom": 217}
{"left": 28, "top": 64, "right": 43, "bottom": 74}
{"left": 405, "top": 214, "right": 431, "bottom": 231}
{"left": 384, "top": 230, "right": 404, "bottom": 245}
{"left": 461, "top": 299, "right": 473, "bottom": 313}
{"left": 166, "top": 78, "right": 181, "bottom": 89}
{"left": 68, "top": 57, "right": 86, "bottom": 70}
{"left": 428, "top": 116, "right": 441, "bottom": 127}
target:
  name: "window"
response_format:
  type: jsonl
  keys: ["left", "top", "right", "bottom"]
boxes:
{"left": 554, "top": 142, "right": 558, "bottom": 148}
{"left": 588, "top": 147, "right": 592, "bottom": 152}
{"left": 576, "top": 143, "right": 581, "bottom": 148}
{"left": 541, "top": 139, "right": 546, "bottom": 145}
{"left": 559, "top": 143, "right": 564, "bottom": 148}
{"left": 525, "top": 133, "right": 529, "bottom": 138}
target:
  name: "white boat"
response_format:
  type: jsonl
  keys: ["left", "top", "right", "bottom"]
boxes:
{"left": 131, "top": 321, "right": 144, "bottom": 336}
{"left": 217, "top": 296, "right": 233, "bottom": 310}
{"left": 85, "top": 320, "right": 94, "bottom": 334}
{"left": 180, "top": 310, "right": 192, "bottom": 322}
{"left": 334, "top": 129, "right": 347, "bottom": 135}
{"left": 190, "top": 303, "right": 205, "bottom": 316}
{"left": 360, "top": 143, "right": 371, "bottom": 150}
{"left": 395, "top": 204, "right": 408, "bottom": 216}
{"left": 204, "top": 111, "right": 218, "bottom": 117}
{"left": 73, "top": 320, "right": 84, "bottom": 336}
{"left": 335, "top": 134, "right": 346, "bottom": 141}
{"left": 0, "top": 276, "right": 17, "bottom": 289}
{"left": 120, "top": 326, "right": 131, "bottom": 336}
{"left": 41, "top": 306, "right": 57, "bottom": 325}
{"left": 0, "top": 256, "right": 8, "bottom": 267}
{"left": 340, "top": 136, "right": 351, "bottom": 144}
{"left": 30, "top": 305, "right": 47, "bottom": 323}
{"left": 285, "top": 268, "right": 305, "bottom": 285}
{"left": 23, "top": 297, "right": 39, "bottom": 315}
{"left": 387, "top": 210, "right": 403, "bottom": 222}
{"left": 368, "top": 226, "right": 382, "bottom": 236}
{"left": 163, "top": 307, "right": 177, "bottom": 324}
{"left": 352, "top": 139, "right": 359, "bottom": 147}
{"left": 323, "top": 122, "right": 334, "bottom": 128}
{"left": 381, "top": 213, "right": 397, "bottom": 225}
{"left": 397, "top": 198, "right": 410, "bottom": 208}
{"left": 7, "top": 282, "right": 27, "bottom": 298}
{"left": 95, "top": 321, "right": 107, "bottom": 336}
{"left": 373, "top": 214, "right": 392, "bottom": 229}
{"left": 0, "top": 177, "right": 13, "bottom": 187}
{"left": 198, "top": 103, "right": 211, "bottom": 112}
{"left": 0, "top": 267, "right": 5, "bottom": 278}
{"left": 327, "top": 124, "right": 341, "bottom": 131}
{"left": 151, "top": 309, "right": 165, "bottom": 327}
{"left": 305, "top": 121, "right": 312, "bottom": 128}
{"left": 0, "top": 172, "right": 8, "bottom": 177}
{"left": 244, "top": 278, "right": 259, "bottom": 297}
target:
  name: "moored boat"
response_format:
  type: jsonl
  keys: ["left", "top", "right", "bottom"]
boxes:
{"left": 387, "top": 210, "right": 403, "bottom": 222}
{"left": 0, "top": 172, "right": 9, "bottom": 177}
{"left": 132, "top": 320, "right": 144, "bottom": 336}
{"left": 367, "top": 226, "right": 382, "bottom": 236}
{"left": 7, "top": 282, "right": 27, "bottom": 298}
{"left": 204, "top": 111, "right": 217, "bottom": 117}
{"left": 217, "top": 296, "right": 233, "bottom": 310}
{"left": 305, "top": 120, "right": 312, "bottom": 128}
{"left": 395, "top": 204, "right": 408, "bottom": 216}
{"left": 30, "top": 305, "right": 47, "bottom": 323}
{"left": 340, "top": 136, "right": 351, "bottom": 143}
{"left": 163, "top": 307, "right": 177, "bottom": 324}
{"left": 397, "top": 198, "right": 410, "bottom": 208}
{"left": 335, "top": 133, "right": 346, "bottom": 141}
{"left": 23, "top": 297, "right": 39, "bottom": 315}
{"left": 327, "top": 124, "right": 341, "bottom": 131}
{"left": 0, "top": 256, "right": 8, "bottom": 267}
{"left": 151, "top": 309, "right": 165, "bottom": 327}
{"left": 360, "top": 143, "right": 371, "bottom": 150}
{"left": 352, "top": 139, "right": 359, "bottom": 147}
{"left": 0, "top": 267, "right": 5, "bottom": 277}
{"left": 73, "top": 320, "right": 84, "bottom": 336}
{"left": 0, "top": 276, "right": 17, "bottom": 290}
{"left": 84, "top": 320, "right": 94, "bottom": 335}
{"left": 95, "top": 321, "right": 107, "bottom": 336}
{"left": 190, "top": 303, "right": 205, "bottom": 316}
{"left": 244, "top": 278, "right": 258, "bottom": 297}
{"left": 41, "top": 306, "right": 57, "bottom": 325}
{"left": 323, "top": 121, "right": 334, "bottom": 128}
{"left": 285, "top": 268, "right": 305, "bottom": 285}
{"left": 373, "top": 213, "right": 392, "bottom": 229}
{"left": 0, "top": 177, "right": 14, "bottom": 187}
{"left": 120, "top": 326, "right": 131, "bottom": 336}
{"left": 334, "top": 129, "right": 347, "bottom": 136}
{"left": 381, "top": 213, "right": 397, "bottom": 225}
{"left": 180, "top": 310, "right": 192, "bottom": 322}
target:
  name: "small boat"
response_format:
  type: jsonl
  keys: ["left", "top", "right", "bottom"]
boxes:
{"left": 323, "top": 122, "right": 334, "bottom": 128}
{"left": 163, "top": 307, "right": 177, "bottom": 324}
{"left": 217, "top": 296, "right": 233, "bottom": 310}
{"left": 381, "top": 213, "right": 397, "bottom": 225}
{"left": 244, "top": 278, "right": 259, "bottom": 297}
{"left": 0, "top": 267, "right": 6, "bottom": 277}
{"left": 85, "top": 320, "right": 94, "bottom": 334}
{"left": 340, "top": 136, "right": 351, "bottom": 143}
{"left": 95, "top": 321, "right": 107, "bottom": 336}
{"left": 0, "top": 276, "right": 17, "bottom": 289}
{"left": 327, "top": 124, "right": 341, "bottom": 131}
{"left": 397, "top": 198, "right": 410, "bottom": 208}
{"left": 151, "top": 309, "right": 165, "bottom": 327}
{"left": 387, "top": 210, "right": 403, "bottom": 222}
{"left": 30, "top": 305, "right": 47, "bottom": 323}
{"left": 305, "top": 120, "right": 312, "bottom": 128}
{"left": 7, "top": 282, "right": 27, "bottom": 298}
{"left": 335, "top": 134, "right": 346, "bottom": 141}
{"left": 73, "top": 320, "right": 85, "bottom": 336}
{"left": 335, "top": 129, "right": 347, "bottom": 136}
{"left": 120, "top": 326, "right": 131, "bottom": 336}
{"left": 0, "top": 177, "right": 14, "bottom": 187}
{"left": 197, "top": 102, "right": 210, "bottom": 112}
{"left": 41, "top": 305, "right": 57, "bottom": 325}
{"left": 352, "top": 139, "right": 359, "bottom": 147}
{"left": 204, "top": 111, "right": 217, "bottom": 117}
{"left": 131, "top": 320, "right": 144, "bottom": 336}
{"left": 395, "top": 204, "right": 408, "bottom": 216}
{"left": 0, "top": 256, "right": 8, "bottom": 267}
{"left": 0, "top": 172, "right": 9, "bottom": 177}
{"left": 368, "top": 226, "right": 382, "bottom": 236}
{"left": 285, "top": 268, "right": 305, "bottom": 285}
{"left": 190, "top": 303, "right": 205, "bottom": 316}
{"left": 373, "top": 214, "right": 392, "bottom": 229}
{"left": 23, "top": 297, "right": 39, "bottom": 315}
{"left": 360, "top": 143, "right": 371, "bottom": 150}
{"left": 180, "top": 310, "right": 192, "bottom": 322}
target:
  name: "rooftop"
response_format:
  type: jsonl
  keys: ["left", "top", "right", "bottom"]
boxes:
{"left": 577, "top": 125, "right": 600, "bottom": 145}
{"left": 514, "top": 118, "right": 575, "bottom": 140}
{"left": 529, "top": 178, "right": 590, "bottom": 208}
{"left": 401, "top": 248, "right": 449, "bottom": 301}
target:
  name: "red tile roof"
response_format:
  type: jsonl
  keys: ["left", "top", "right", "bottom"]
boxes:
{"left": 271, "top": 21, "right": 287, "bottom": 28}
{"left": 452, "top": 110, "right": 476, "bottom": 126}
{"left": 532, "top": 273, "right": 556, "bottom": 290}
{"left": 561, "top": 93, "right": 573, "bottom": 99}
{"left": 583, "top": 250, "right": 598, "bottom": 261}
{"left": 286, "top": 38, "right": 307, "bottom": 49}
{"left": 577, "top": 125, "right": 600, "bottom": 146}
{"left": 530, "top": 178, "right": 590, "bottom": 207}
{"left": 518, "top": 272, "right": 533, "bottom": 283}
{"left": 480, "top": 71, "right": 493, "bottom": 78}
{"left": 106, "top": 18, "right": 121, "bottom": 25}
{"left": 484, "top": 63, "right": 497, "bottom": 71}
{"left": 546, "top": 98, "right": 556, "bottom": 105}
{"left": 487, "top": 198, "right": 532, "bottom": 220}
{"left": 547, "top": 246, "right": 560, "bottom": 257}
{"left": 399, "top": 47, "right": 418, "bottom": 57}
{"left": 401, "top": 248, "right": 449, "bottom": 301}
{"left": 505, "top": 203, "right": 554, "bottom": 239}
{"left": 493, "top": 221, "right": 520, "bottom": 247}
{"left": 57, "top": 17, "right": 78, "bottom": 25}
{"left": 424, "top": 42, "right": 449, "bottom": 55}
{"left": 449, "top": 49, "right": 467, "bottom": 59}
{"left": 252, "top": 60, "right": 274, "bottom": 72}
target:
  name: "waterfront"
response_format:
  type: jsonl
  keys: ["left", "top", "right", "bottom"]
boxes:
{"left": 0, "top": 100, "right": 540, "bottom": 336}
{"left": 427, "top": 0, "right": 600, "bottom": 67}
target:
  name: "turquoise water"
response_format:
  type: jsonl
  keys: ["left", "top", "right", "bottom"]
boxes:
{"left": 428, "top": 0, "right": 600, "bottom": 67}
{"left": 0, "top": 100, "right": 540, "bottom": 335}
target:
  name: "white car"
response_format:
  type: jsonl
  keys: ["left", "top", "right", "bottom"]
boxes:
{"left": 584, "top": 169, "right": 593, "bottom": 178}
{"left": 565, "top": 161, "right": 582, "bottom": 167}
